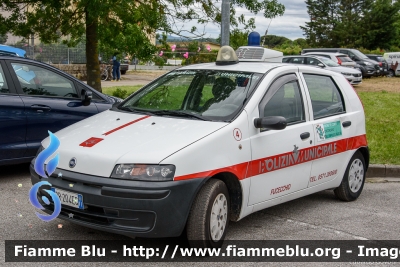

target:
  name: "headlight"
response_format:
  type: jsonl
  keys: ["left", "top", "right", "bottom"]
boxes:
{"left": 341, "top": 72, "right": 352, "bottom": 76}
{"left": 364, "top": 61, "right": 371, "bottom": 65}
{"left": 111, "top": 164, "right": 176, "bottom": 181}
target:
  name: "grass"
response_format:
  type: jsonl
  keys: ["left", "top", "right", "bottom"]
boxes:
{"left": 101, "top": 79, "right": 400, "bottom": 165}
{"left": 102, "top": 85, "right": 143, "bottom": 98}
{"left": 358, "top": 91, "right": 400, "bottom": 165}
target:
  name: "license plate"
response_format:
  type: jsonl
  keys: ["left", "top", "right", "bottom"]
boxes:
{"left": 51, "top": 187, "right": 84, "bottom": 209}
{"left": 384, "top": 68, "right": 387, "bottom": 71}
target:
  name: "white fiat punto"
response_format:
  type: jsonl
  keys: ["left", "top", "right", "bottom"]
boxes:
{"left": 31, "top": 45, "right": 369, "bottom": 248}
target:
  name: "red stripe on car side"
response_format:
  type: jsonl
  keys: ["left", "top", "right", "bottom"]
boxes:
{"left": 174, "top": 162, "right": 249, "bottom": 181}
{"left": 174, "top": 134, "right": 367, "bottom": 181}
{"left": 103, "top": 115, "right": 150, "bottom": 136}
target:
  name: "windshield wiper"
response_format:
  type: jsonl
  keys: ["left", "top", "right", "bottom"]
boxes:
{"left": 151, "top": 110, "right": 208, "bottom": 121}
{"left": 118, "top": 106, "right": 153, "bottom": 115}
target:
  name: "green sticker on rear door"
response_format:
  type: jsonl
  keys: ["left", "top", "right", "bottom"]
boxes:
{"left": 316, "top": 121, "right": 342, "bottom": 141}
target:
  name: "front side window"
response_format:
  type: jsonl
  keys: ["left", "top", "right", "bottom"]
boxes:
{"left": 262, "top": 80, "right": 305, "bottom": 124}
{"left": 120, "top": 70, "right": 263, "bottom": 121}
{"left": 11, "top": 63, "right": 78, "bottom": 98}
{"left": 303, "top": 74, "right": 345, "bottom": 119}
{"left": 0, "top": 65, "right": 9, "bottom": 94}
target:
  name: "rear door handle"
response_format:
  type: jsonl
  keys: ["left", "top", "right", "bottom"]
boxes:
{"left": 342, "top": 121, "right": 351, "bottom": 127}
{"left": 300, "top": 132, "right": 310, "bottom": 140}
{"left": 31, "top": 104, "right": 51, "bottom": 112}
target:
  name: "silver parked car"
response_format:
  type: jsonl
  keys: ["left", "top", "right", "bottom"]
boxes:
{"left": 303, "top": 52, "right": 357, "bottom": 68}
{"left": 283, "top": 55, "right": 362, "bottom": 85}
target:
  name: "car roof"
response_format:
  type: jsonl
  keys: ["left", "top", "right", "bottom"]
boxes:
{"left": 304, "top": 52, "right": 348, "bottom": 57}
{"left": 177, "top": 62, "right": 284, "bottom": 74}
{"left": 0, "top": 45, "right": 27, "bottom": 57}
{"left": 366, "top": 54, "right": 382, "bottom": 56}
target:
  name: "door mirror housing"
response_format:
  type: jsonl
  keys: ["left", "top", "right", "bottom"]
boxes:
{"left": 81, "top": 89, "right": 92, "bottom": 106}
{"left": 254, "top": 116, "right": 287, "bottom": 130}
{"left": 317, "top": 63, "right": 325, "bottom": 68}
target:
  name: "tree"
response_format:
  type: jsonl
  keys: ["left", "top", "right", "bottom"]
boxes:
{"left": 300, "top": 0, "right": 340, "bottom": 47}
{"left": 1, "top": 0, "right": 286, "bottom": 92}
{"left": 0, "top": 34, "right": 7, "bottom": 44}
{"left": 262, "top": 35, "right": 291, "bottom": 47}
{"left": 360, "top": 0, "right": 400, "bottom": 50}
{"left": 301, "top": 0, "right": 400, "bottom": 49}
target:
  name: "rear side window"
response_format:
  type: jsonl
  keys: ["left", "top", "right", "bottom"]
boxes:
{"left": 303, "top": 74, "right": 345, "bottom": 119}
{"left": 289, "top": 57, "right": 305, "bottom": 64}
{"left": 0, "top": 65, "right": 9, "bottom": 94}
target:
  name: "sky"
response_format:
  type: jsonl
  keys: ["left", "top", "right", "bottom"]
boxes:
{"left": 171, "top": 0, "right": 309, "bottom": 41}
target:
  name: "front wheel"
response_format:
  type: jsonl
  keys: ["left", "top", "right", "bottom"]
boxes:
{"left": 334, "top": 151, "right": 366, "bottom": 201}
{"left": 186, "top": 179, "right": 230, "bottom": 248}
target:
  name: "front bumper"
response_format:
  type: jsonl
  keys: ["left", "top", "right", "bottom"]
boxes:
{"left": 30, "top": 164, "right": 206, "bottom": 238}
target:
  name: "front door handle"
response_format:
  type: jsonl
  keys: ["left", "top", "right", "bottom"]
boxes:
{"left": 31, "top": 104, "right": 51, "bottom": 112}
{"left": 300, "top": 132, "right": 310, "bottom": 140}
{"left": 342, "top": 121, "right": 351, "bottom": 127}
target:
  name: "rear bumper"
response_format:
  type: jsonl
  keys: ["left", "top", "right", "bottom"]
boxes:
{"left": 30, "top": 164, "right": 206, "bottom": 238}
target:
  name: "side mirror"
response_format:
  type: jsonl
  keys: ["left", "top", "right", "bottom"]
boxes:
{"left": 317, "top": 63, "right": 325, "bottom": 68}
{"left": 254, "top": 116, "right": 287, "bottom": 130}
{"left": 81, "top": 89, "right": 92, "bottom": 106}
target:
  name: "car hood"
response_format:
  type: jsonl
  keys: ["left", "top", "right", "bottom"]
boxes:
{"left": 326, "top": 66, "right": 361, "bottom": 74}
{"left": 41, "top": 110, "right": 227, "bottom": 177}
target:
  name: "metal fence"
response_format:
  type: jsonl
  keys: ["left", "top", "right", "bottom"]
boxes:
{"left": 12, "top": 42, "right": 87, "bottom": 64}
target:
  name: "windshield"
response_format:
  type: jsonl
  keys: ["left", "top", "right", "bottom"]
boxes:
{"left": 318, "top": 57, "right": 340, "bottom": 67}
{"left": 119, "top": 70, "right": 263, "bottom": 121}
{"left": 350, "top": 49, "right": 368, "bottom": 59}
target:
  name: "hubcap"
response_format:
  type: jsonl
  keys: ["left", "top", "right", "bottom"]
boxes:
{"left": 210, "top": 193, "right": 228, "bottom": 242}
{"left": 348, "top": 158, "right": 364, "bottom": 193}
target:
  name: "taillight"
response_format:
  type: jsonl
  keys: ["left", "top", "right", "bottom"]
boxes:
{"left": 336, "top": 57, "right": 342, "bottom": 65}
{"left": 379, "top": 62, "right": 382, "bottom": 66}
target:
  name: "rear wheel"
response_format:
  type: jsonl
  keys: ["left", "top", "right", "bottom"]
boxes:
{"left": 387, "top": 70, "right": 394, "bottom": 77}
{"left": 186, "top": 179, "right": 230, "bottom": 248}
{"left": 334, "top": 151, "right": 366, "bottom": 201}
{"left": 121, "top": 70, "right": 127, "bottom": 75}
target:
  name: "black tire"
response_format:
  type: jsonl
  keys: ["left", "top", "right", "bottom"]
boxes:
{"left": 121, "top": 70, "right": 127, "bottom": 75}
{"left": 334, "top": 151, "right": 366, "bottom": 201}
{"left": 387, "top": 70, "right": 395, "bottom": 77}
{"left": 186, "top": 179, "right": 230, "bottom": 248}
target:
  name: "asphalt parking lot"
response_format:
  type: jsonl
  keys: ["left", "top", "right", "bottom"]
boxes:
{"left": 1, "top": 163, "right": 400, "bottom": 266}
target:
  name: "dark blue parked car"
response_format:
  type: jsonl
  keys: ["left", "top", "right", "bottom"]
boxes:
{"left": 0, "top": 55, "right": 120, "bottom": 165}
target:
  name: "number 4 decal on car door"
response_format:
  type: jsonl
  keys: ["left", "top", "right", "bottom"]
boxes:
{"left": 233, "top": 128, "right": 242, "bottom": 141}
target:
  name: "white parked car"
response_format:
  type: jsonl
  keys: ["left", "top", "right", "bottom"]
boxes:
{"left": 283, "top": 55, "right": 362, "bottom": 85}
{"left": 31, "top": 45, "right": 369, "bottom": 248}
{"left": 303, "top": 52, "right": 357, "bottom": 68}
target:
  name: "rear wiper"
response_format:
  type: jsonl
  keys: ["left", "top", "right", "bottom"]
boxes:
{"left": 151, "top": 110, "right": 208, "bottom": 121}
{"left": 118, "top": 106, "right": 153, "bottom": 115}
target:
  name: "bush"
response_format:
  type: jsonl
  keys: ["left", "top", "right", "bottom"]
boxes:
{"left": 112, "top": 88, "right": 128, "bottom": 99}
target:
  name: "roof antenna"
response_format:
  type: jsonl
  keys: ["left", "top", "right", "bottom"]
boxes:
{"left": 261, "top": 19, "right": 273, "bottom": 46}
